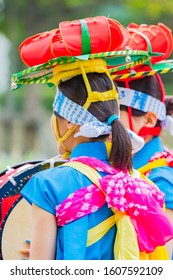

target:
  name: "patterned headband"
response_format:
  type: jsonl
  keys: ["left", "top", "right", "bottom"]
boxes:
{"left": 53, "top": 89, "right": 112, "bottom": 138}
{"left": 53, "top": 89, "right": 145, "bottom": 152}
{"left": 118, "top": 87, "right": 166, "bottom": 121}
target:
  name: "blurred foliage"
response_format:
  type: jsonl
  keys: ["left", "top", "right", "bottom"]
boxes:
{"left": 0, "top": 0, "right": 172, "bottom": 112}
{"left": 0, "top": 0, "right": 173, "bottom": 169}
{"left": 125, "top": 0, "right": 173, "bottom": 18}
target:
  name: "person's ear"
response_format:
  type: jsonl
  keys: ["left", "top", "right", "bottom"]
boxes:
{"left": 67, "top": 122, "right": 75, "bottom": 129}
{"left": 144, "top": 112, "right": 158, "bottom": 127}
{"left": 107, "top": 133, "right": 112, "bottom": 141}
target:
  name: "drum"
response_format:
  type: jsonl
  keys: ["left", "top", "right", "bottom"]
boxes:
{"left": 0, "top": 156, "right": 66, "bottom": 260}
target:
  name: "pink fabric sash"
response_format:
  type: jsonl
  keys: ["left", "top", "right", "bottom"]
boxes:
{"left": 56, "top": 156, "right": 173, "bottom": 253}
{"left": 150, "top": 149, "right": 173, "bottom": 168}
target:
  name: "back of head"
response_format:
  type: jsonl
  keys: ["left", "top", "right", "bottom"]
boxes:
{"left": 116, "top": 74, "right": 173, "bottom": 136}
{"left": 117, "top": 75, "right": 162, "bottom": 117}
{"left": 59, "top": 73, "right": 132, "bottom": 171}
{"left": 165, "top": 95, "right": 173, "bottom": 116}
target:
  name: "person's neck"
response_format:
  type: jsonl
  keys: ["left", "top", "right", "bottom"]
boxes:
{"left": 144, "top": 135, "right": 154, "bottom": 143}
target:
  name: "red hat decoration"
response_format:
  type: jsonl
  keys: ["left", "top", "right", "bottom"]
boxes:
{"left": 127, "top": 22, "right": 173, "bottom": 64}
{"left": 19, "top": 16, "right": 130, "bottom": 67}
{"left": 11, "top": 17, "right": 173, "bottom": 90}
{"left": 111, "top": 22, "right": 173, "bottom": 81}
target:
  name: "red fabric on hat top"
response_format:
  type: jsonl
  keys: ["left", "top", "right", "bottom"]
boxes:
{"left": 128, "top": 22, "right": 173, "bottom": 64}
{"left": 107, "top": 18, "right": 130, "bottom": 50}
{"left": 19, "top": 16, "right": 130, "bottom": 67}
{"left": 57, "top": 17, "right": 114, "bottom": 56}
{"left": 113, "top": 22, "right": 173, "bottom": 83}
{"left": 19, "top": 29, "right": 56, "bottom": 67}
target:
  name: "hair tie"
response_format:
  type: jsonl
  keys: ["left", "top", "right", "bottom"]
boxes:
{"left": 107, "top": 115, "right": 119, "bottom": 125}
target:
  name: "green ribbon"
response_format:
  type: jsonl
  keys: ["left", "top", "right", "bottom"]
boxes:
{"left": 80, "top": 19, "right": 91, "bottom": 55}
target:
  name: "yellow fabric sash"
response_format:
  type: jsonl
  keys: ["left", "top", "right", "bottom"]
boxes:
{"left": 136, "top": 157, "right": 169, "bottom": 259}
{"left": 64, "top": 160, "right": 169, "bottom": 260}
{"left": 138, "top": 158, "right": 168, "bottom": 174}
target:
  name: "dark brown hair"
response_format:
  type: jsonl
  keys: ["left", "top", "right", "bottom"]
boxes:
{"left": 116, "top": 75, "right": 173, "bottom": 128}
{"left": 165, "top": 95, "right": 173, "bottom": 116}
{"left": 59, "top": 73, "right": 132, "bottom": 171}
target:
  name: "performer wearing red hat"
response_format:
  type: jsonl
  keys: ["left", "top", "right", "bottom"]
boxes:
{"left": 113, "top": 22, "right": 173, "bottom": 259}
{"left": 10, "top": 17, "right": 173, "bottom": 260}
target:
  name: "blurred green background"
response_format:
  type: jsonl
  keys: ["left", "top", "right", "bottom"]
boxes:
{"left": 0, "top": 0, "right": 173, "bottom": 170}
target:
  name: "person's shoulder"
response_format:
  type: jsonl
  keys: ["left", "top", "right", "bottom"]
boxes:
{"left": 31, "top": 163, "right": 83, "bottom": 183}
{"left": 21, "top": 163, "right": 83, "bottom": 206}
{"left": 34, "top": 164, "right": 75, "bottom": 176}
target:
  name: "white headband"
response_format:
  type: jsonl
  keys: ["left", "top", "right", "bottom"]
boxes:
{"left": 118, "top": 87, "right": 166, "bottom": 121}
{"left": 53, "top": 89, "right": 112, "bottom": 138}
{"left": 118, "top": 86, "right": 173, "bottom": 136}
{"left": 53, "top": 88, "right": 144, "bottom": 153}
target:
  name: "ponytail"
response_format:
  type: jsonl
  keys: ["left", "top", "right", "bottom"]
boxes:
{"left": 109, "top": 120, "right": 132, "bottom": 172}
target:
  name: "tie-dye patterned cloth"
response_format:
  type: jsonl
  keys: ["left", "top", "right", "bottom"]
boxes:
{"left": 56, "top": 156, "right": 173, "bottom": 253}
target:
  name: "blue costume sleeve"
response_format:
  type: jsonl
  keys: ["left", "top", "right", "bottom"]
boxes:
{"left": 148, "top": 166, "right": 173, "bottom": 209}
{"left": 20, "top": 166, "right": 82, "bottom": 215}
{"left": 20, "top": 172, "right": 57, "bottom": 215}
{"left": 20, "top": 165, "right": 100, "bottom": 216}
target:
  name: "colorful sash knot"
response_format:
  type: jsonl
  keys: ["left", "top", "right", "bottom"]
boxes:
{"left": 56, "top": 156, "right": 173, "bottom": 255}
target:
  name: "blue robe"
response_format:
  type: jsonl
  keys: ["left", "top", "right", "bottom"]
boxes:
{"left": 21, "top": 142, "right": 116, "bottom": 260}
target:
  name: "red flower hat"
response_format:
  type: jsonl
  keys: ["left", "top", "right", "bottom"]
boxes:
{"left": 11, "top": 16, "right": 150, "bottom": 90}
{"left": 19, "top": 16, "right": 131, "bottom": 67}
{"left": 128, "top": 22, "right": 173, "bottom": 64}
{"left": 111, "top": 22, "right": 173, "bottom": 80}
